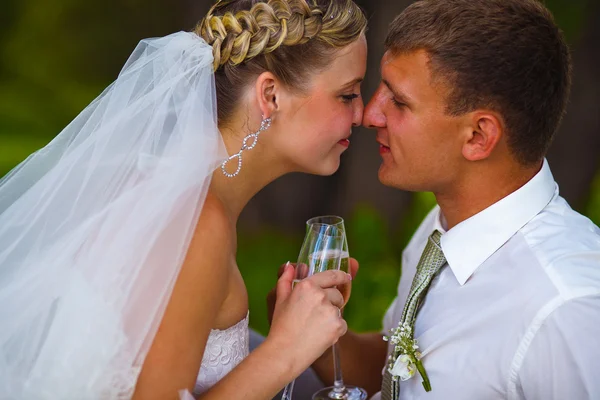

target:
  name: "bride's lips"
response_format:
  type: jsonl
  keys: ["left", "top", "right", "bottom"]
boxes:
{"left": 338, "top": 138, "right": 350, "bottom": 147}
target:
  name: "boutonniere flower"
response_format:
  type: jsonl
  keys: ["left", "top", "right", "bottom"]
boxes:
{"left": 383, "top": 322, "right": 432, "bottom": 391}
{"left": 390, "top": 353, "right": 417, "bottom": 380}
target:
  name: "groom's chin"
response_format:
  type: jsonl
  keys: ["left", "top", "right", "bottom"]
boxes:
{"left": 378, "top": 165, "right": 411, "bottom": 190}
{"left": 377, "top": 164, "right": 397, "bottom": 187}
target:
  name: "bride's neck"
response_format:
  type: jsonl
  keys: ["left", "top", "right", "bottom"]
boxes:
{"left": 210, "top": 125, "right": 293, "bottom": 222}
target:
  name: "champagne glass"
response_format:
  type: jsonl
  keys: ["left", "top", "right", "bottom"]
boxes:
{"left": 307, "top": 216, "right": 367, "bottom": 400}
{"left": 281, "top": 222, "right": 346, "bottom": 400}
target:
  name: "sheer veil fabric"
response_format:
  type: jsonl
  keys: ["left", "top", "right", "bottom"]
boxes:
{"left": 0, "top": 32, "right": 227, "bottom": 398}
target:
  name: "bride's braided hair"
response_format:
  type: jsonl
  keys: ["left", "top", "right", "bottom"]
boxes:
{"left": 195, "top": 0, "right": 366, "bottom": 124}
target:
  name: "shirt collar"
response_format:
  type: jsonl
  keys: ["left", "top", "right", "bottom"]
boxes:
{"left": 434, "top": 159, "right": 558, "bottom": 286}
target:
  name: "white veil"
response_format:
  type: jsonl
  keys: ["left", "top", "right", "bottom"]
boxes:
{"left": 0, "top": 31, "right": 227, "bottom": 398}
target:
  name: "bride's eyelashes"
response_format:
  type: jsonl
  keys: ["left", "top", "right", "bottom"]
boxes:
{"left": 341, "top": 93, "right": 360, "bottom": 103}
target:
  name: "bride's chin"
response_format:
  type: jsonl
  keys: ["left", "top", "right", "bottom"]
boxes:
{"left": 296, "top": 153, "right": 342, "bottom": 176}
{"left": 316, "top": 158, "right": 342, "bottom": 176}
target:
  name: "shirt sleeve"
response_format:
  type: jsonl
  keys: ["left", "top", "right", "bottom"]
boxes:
{"left": 516, "top": 295, "right": 600, "bottom": 400}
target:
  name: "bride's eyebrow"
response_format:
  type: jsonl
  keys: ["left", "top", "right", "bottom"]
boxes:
{"left": 340, "top": 77, "right": 363, "bottom": 90}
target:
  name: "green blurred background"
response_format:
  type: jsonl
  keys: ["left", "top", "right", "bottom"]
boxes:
{"left": 1, "top": 0, "right": 598, "bottom": 336}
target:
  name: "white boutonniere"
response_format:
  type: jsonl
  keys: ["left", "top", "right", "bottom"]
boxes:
{"left": 390, "top": 354, "right": 417, "bottom": 380}
{"left": 383, "top": 322, "right": 431, "bottom": 391}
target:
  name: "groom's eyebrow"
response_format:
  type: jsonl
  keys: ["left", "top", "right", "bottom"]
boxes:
{"left": 382, "top": 79, "right": 413, "bottom": 106}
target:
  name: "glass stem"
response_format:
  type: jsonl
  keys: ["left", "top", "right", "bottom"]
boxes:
{"left": 281, "top": 379, "right": 295, "bottom": 400}
{"left": 332, "top": 342, "right": 346, "bottom": 394}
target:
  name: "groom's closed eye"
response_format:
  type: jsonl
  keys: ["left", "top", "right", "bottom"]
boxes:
{"left": 382, "top": 79, "right": 413, "bottom": 109}
{"left": 391, "top": 98, "right": 407, "bottom": 108}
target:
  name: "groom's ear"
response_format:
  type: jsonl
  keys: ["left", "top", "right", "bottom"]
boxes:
{"left": 255, "top": 71, "right": 281, "bottom": 118}
{"left": 461, "top": 111, "right": 504, "bottom": 162}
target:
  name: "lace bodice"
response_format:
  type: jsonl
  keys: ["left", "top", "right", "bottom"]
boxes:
{"left": 194, "top": 312, "right": 250, "bottom": 395}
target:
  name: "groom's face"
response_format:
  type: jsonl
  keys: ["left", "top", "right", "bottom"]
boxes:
{"left": 363, "top": 50, "right": 465, "bottom": 192}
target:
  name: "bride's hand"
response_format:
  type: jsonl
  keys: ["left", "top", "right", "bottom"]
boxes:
{"left": 266, "top": 258, "right": 359, "bottom": 326}
{"left": 264, "top": 264, "right": 351, "bottom": 372}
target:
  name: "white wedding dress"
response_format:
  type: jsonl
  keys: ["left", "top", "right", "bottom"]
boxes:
{"left": 194, "top": 312, "right": 250, "bottom": 395}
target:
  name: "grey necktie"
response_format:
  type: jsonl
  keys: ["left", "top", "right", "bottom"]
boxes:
{"left": 381, "top": 230, "right": 446, "bottom": 400}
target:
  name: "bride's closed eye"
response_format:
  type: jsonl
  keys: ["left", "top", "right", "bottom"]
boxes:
{"left": 341, "top": 93, "right": 360, "bottom": 103}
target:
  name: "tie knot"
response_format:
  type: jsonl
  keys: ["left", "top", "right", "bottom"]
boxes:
{"left": 414, "top": 230, "right": 445, "bottom": 278}
{"left": 429, "top": 230, "right": 442, "bottom": 248}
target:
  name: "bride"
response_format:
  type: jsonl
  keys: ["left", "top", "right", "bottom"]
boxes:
{"left": 0, "top": 0, "right": 367, "bottom": 398}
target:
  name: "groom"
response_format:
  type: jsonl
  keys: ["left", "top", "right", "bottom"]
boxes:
{"left": 302, "top": 0, "right": 600, "bottom": 399}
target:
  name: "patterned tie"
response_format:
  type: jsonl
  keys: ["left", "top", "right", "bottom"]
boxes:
{"left": 381, "top": 230, "right": 446, "bottom": 400}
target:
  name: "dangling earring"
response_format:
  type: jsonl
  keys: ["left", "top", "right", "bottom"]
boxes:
{"left": 221, "top": 116, "right": 272, "bottom": 178}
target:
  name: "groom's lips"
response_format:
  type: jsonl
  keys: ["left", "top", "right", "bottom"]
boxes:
{"left": 379, "top": 144, "right": 391, "bottom": 154}
{"left": 377, "top": 138, "right": 391, "bottom": 154}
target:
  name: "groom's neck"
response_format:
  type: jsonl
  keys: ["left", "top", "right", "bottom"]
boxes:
{"left": 434, "top": 160, "right": 542, "bottom": 230}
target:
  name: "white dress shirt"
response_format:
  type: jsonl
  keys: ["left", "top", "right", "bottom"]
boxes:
{"left": 371, "top": 160, "right": 600, "bottom": 400}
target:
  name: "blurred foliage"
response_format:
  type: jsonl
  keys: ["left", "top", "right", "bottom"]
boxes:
{"left": 544, "top": 0, "right": 590, "bottom": 43}
{"left": 0, "top": 0, "right": 186, "bottom": 175}
{"left": 0, "top": 0, "right": 598, "bottom": 337}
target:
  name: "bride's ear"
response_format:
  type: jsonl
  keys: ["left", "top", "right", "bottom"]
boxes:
{"left": 255, "top": 71, "right": 280, "bottom": 119}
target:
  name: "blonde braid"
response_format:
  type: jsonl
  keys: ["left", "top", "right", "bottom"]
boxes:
{"left": 197, "top": 0, "right": 332, "bottom": 71}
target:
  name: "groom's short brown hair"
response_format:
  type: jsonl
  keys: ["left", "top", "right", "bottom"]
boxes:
{"left": 385, "top": 0, "right": 572, "bottom": 165}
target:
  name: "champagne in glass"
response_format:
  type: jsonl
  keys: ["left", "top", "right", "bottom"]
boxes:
{"left": 292, "top": 249, "right": 348, "bottom": 287}
{"left": 306, "top": 216, "right": 352, "bottom": 301}
{"left": 310, "top": 249, "right": 350, "bottom": 272}
{"left": 306, "top": 216, "right": 367, "bottom": 400}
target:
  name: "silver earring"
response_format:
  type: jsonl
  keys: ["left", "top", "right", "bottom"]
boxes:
{"left": 221, "top": 116, "right": 272, "bottom": 178}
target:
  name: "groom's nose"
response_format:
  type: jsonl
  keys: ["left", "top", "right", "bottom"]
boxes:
{"left": 362, "top": 86, "right": 386, "bottom": 129}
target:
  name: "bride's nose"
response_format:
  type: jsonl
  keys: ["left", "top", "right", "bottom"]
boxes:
{"left": 352, "top": 96, "right": 364, "bottom": 127}
{"left": 363, "top": 87, "right": 386, "bottom": 129}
